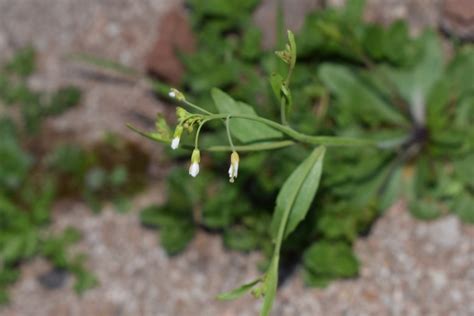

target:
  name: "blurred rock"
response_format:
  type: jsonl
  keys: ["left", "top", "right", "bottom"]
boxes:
{"left": 427, "top": 216, "right": 461, "bottom": 249}
{"left": 253, "top": 0, "right": 323, "bottom": 49}
{"left": 441, "top": 0, "right": 474, "bottom": 40}
{"left": 145, "top": 7, "right": 196, "bottom": 84}
{"left": 37, "top": 268, "right": 68, "bottom": 290}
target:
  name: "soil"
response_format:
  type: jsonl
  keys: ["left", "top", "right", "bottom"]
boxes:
{"left": 0, "top": 0, "right": 473, "bottom": 315}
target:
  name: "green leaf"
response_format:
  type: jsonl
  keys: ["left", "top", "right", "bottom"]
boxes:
{"left": 260, "top": 257, "right": 279, "bottom": 316}
{"left": 319, "top": 64, "right": 408, "bottom": 126}
{"left": 211, "top": 88, "right": 283, "bottom": 142}
{"left": 453, "top": 195, "right": 474, "bottom": 224}
{"left": 270, "top": 73, "right": 284, "bottom": 101}
{"left": 5, "top": 46, "right": 36, "bottom": 77}
{"left": 217, "top": 278, "right": 261, "bottom": 300}
{"left": 270, "top": 146, "right": 326, "bottom": 240}
{"left": 409, "top": 198, "right": 443, "bottom": 220}
{"left": 381, "top": 31, "right": 444, "bottom": 120}
{"left": 303, "top": 241, "right": 359, "bottom": 286}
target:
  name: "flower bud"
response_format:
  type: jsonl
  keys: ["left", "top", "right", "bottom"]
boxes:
{"left": 176, "top": 107, "right": 190, "bottom": 120}
{"left": 168, "top": 88, "right": 186, "bottom": 101}
{"left": 189, "top": 149, "right": 200, "bottom": 177}
{"left": 228, "top": 151, "right": 239, "bottom": 183}
{"left": 171, "top": 125, "right": 183, "bottom": 150}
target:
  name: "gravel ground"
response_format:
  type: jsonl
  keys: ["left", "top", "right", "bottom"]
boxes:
{"left": 0, "top": 0, "right": 473, "bottom": 315}
{"left": 1, "top": 197, "right": 473, "bottom": 316}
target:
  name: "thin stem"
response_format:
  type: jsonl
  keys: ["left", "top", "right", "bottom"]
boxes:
{"left": 194, "top": 119, "right": 209, "bottom": 148}
{"left": 206, "top": 140, "right": 295, "bottom": 152}
{"left": 280, "top": 99, "right": 288, "bottom": 125}
{"left": 225, "top": 116, "right": 236, "bottom": 152}
{"left": 183, "top": 100, "right": 213, "bottom": 115}
{"left": 210, "top": 113, "right": 376, "bottom": 147}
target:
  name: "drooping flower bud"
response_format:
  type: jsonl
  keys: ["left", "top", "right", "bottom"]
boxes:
{"left": 228, "top": 151, "right": 239, "bottom": 183}
{"left": 171, "top": 125, "right": 183, "bottom": 150}
{"left": 168, "top": 88, "right": 186, "bottom": 101}
{"left": 189, "top": 149, "right": 200, "bottom": 177}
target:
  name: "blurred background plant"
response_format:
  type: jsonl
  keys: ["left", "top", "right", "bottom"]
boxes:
{"left": 0, "top": 48, "right": 149, "bottom": 303}
{"left": 138, "top": 0, "right": 473, "bottom": 288}
{"left": 1, "top": 0, "right": 473, "bottom": 311}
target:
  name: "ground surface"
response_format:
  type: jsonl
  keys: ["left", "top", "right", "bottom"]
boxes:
{"left": 0, "top": 0, "right": 473, "bottom": 315}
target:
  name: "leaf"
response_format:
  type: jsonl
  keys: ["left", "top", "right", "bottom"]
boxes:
{"left": 270, "top": 73, "right": 284, "bottom": 101}
{"left": 319, "top": 64, "right": 408, "bottom": 126}
{"left": 127, "top": 124, "right": 170, "bottom": 144}
{"left": 217, "top": 278, "right": 261, "bottom": 300}
{"left": 270, "top": 146, "right": 326, "bottom": 240}
{"left": 211, "top": 88, "right": 283, "bottom": 142}
{"left": 381, "top": 31, "right": 444, "bottom": 121}
{"left": 453, "top": 195, "right": 474, "bottom": 224}
{"left": 260, "top": 257, "right": 279, "bottom": 316}
{"left": 303, "top": 241, "right": 359, "bottom": 286}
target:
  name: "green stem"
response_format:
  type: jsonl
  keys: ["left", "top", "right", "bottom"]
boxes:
{"left": 183, "top": 100, "right": 213, "bottom": 115}
{"left": 194, "top": 119, "right": 209, "bottom": 148}
{"left": 280, "top": 98, "right": 288, "bottom": 126}
{"left": 210, "top": 114, "right": 376, "bottom": 147}
{"left": 206, "top": 140, "right": 295, "bottom": 152}
{"left": 225, "top": 116, "right": 236, "bottom": 152}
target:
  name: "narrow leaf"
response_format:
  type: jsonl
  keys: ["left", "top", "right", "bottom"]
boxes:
{"left": 217, "top": 278, "right": 261, "bottom": 301}
{"left": 260, "top": 258, "right": 279, "bottom": 316}
{"left": 319, "top": 64, "right": 409, "bottom": 126}
{"left": 211, "top": 88, "right": 283, "bottom": 142}
{"left": 270, "top": 146, "right": 326, "bottom": 240}
{"left": 270, "top": 73, "right": 284, "bottom": 100}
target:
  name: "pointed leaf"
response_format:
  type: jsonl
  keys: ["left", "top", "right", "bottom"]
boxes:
{"left": 319, "top": 64, "right": 408, "bottom": 126}
{"left": 211, "top": 88, "right": 283, "bottom": 142}
{"left": 217, "top": 278, "right": 261, "bottom": 301}
{"left": 270, "top": 73, "right": 284, "bottom": 100}
{"left": 260, "top": 258, "right": 278, "bottom": 316}
{"left": 270, "top": 146, "right": 326, "bottom": 240}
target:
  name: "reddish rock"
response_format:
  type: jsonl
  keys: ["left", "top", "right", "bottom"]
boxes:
{"left": 145, "top": 7, "right": 196, "bottom": 85}
{"left": 253, "top": 0, "right": 322, "bottom": 49}
{"left": 441, "top": 0, "right": 474, "bottom": 40}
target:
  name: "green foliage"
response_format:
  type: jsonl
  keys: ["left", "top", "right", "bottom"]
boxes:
{"left": 0, "top": 48, "right": 148, "bottom": 303}
{"left": 62, "top": 0, "right": 471, "bottom": 313}
{"left": 0, "top": 48, "right": 81, "bottom": 133}
{"left": 303, "top": 241, "right": 359, "bottom": 287}
{"left": 135, "top": 0, "right": 474, "bottom": 300}
{"left": 270, "top": 146, "right": 325, "bottom": 240}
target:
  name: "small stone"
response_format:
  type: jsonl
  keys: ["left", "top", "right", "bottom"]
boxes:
{"left": 427, "top": 216, "right": 461, "bottom": 249}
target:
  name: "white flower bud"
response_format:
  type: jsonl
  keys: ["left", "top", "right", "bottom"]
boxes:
{"left": 228, "top": 151, "right": 239, "bottom": 183}
{"left": 189, "top": 149, "right": 200, "bottom": 177}
{"left": 171, "top": 125, "right": 183, "bottom": 150}
{"left": 171, "top": 137, "right": 180, "bottom": 150}
{"left": 168, "top": 88, "right": 185, "bottom": 101}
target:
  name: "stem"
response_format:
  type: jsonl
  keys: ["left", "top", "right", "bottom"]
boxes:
{"left": 194, "top": 119, "right": 209, "bottom": 148}
{"left": 210, "top": 114, "right": 376, "bottom": 147}
{"left": 280, "top": 99, "right": 288, "bottom": 125}
{"left": 225, "top": 116, "right": 236, "bottom": 152}
{"left": 206, "top": 140, "right": 295, "bottom": 152}
{"left": 183, "top": 100, "right": 213, "bottom": 115}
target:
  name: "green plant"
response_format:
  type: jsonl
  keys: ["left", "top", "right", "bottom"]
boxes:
{"left": 0, "top": 47, "right": 149, "bottom": 303}
{"left": 74, "top": 0, "right": 473, "bottom": 314}
{"left": 131, "top": 28, "right": 379, "bottom": 313}
{"left": 0, "top": 48, "right": 99, "bottom": 303}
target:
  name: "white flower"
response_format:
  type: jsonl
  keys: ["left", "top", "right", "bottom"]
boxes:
{"left": 170, "top": 125, "right": 183, "bottom": 150}
{"left": 228, "top": 151, "right": 239, "bottom": 183}
{"left": 188, "top": 149, "right": 200, "bottom": 177}
{"left": 168, "top": 90, "right": 176, "bottom": 98}
{"left": 171, "top": 137, "right": 180, "bottom": 150}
